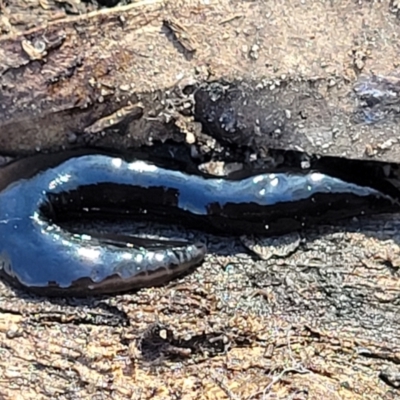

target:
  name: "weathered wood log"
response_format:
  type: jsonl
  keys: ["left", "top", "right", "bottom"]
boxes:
{"left": 2, "top": 218, "right": 400, "bottom": 399}
{"left": 1, "top": 1, "right": 400, "bottom": 399}
{"left": 2, "top": 0, "right": 400, "bottom": 162}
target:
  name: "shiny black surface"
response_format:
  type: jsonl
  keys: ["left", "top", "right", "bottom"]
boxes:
{"left": 0, "top": 151, "right": 398, "bottom": 296}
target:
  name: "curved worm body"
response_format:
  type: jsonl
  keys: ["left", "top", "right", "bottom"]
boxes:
{"left": 0, "top": 151, "right": 397, "bottom": 296}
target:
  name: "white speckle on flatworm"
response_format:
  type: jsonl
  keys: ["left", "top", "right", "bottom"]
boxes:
{"left": 135, "top": 253, "right": 144, "bottom": 263}
{"left": 122, "top": 253, "right": 133, "bottom": 260}
{"left": 129, "top": 161, "right": 158, "bottom": 173}
{"left": 155, "top": 253, "right": 164, "bottom": 262}
{"left": 270, "top": 177, "right": 279, "bottom": 187}
{"left": 259, "top": 188, "right": 266, "bottom": 196}
{"left": 112, "top": 158, "right": 122, "bottom": 168}
{"left": 310, "top": 172, "right": 324, "bottom": 182}
{"left": 48, "top": 173, "right": 71, "bottom": 190}
{"left": 253, "top": 175, "right": 264, "bottom": 184}
{"left": 77, "top": 247, "right": 100, "bottom": 261}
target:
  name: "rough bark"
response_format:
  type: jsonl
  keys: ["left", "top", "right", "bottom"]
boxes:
{"left": 1, "top": 0, "right": 400, "bottom": 162}
{"left": 1, "top": 0, "right": 400, "bottom": 399}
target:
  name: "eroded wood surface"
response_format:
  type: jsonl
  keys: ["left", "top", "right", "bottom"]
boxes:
{"left": 1, "top": 0, "right": 400, "bottom": 399}
{"left": 1, "top": 0, "right": 400, "bottom": 161}
{"left": 1, "top": 218, "right": 400, "bottom": 399}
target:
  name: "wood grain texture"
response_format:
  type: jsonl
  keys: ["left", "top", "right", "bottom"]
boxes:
{"left": 2, "top": 0, "right": 400, "bottom": 161}
{"left": 1, "top": 217, "right": 400, "bottom": 399}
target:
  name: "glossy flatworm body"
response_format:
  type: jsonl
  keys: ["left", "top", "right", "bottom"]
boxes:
{"left": 0, "top": 150, "right": 397, "bottom": 296}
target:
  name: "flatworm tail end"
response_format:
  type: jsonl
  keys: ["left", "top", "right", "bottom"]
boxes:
{"left": 72, "top": 235, "right": 208, "bottom": 297}
{"left": 1, "top": 227, "right": 207, "bottom": 297}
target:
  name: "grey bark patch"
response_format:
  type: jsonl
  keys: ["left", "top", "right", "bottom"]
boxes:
{"left": 240, "top": 232, "right": 301, "bottom": 261}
